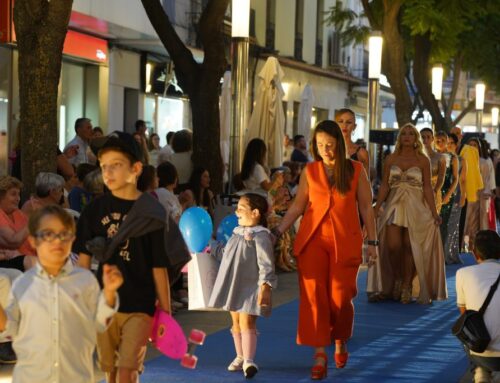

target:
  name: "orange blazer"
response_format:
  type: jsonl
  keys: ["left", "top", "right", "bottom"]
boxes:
{"left": 293, "top": 160, "right": 363, "bottom": 265}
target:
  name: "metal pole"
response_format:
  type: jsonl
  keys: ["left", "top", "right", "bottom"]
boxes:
{"left": 476, "top": 110, "right": 483, "bottom": 132}
{"left": 228, "top": 37, "right": 249, "bottom": 192}
{"left": 367, "top": 78, "right": 380, "bottom": 169}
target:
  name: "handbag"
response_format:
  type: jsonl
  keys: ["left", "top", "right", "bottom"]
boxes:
{"left": 451, "top": 272, "right": 500, "bottom": 353}
{"left": 187, "top": 252, "right": 222, "bottom": 311}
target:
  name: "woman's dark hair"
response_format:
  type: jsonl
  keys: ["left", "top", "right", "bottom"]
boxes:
{"left": 448, "top": 133, "right": 459, "bottom": 145}
{"left": 474, "top": 230, "right": 500, "bottom": 260}
{"left": 157, "top": 161, "right": 178, "bottom": 188}
{"left": 479, "top": 139, "right": 489, "bottom": 159}
{"left": 466, "top": 137, "right": 482, "bottom": 156}
{"left": 435, "top": 131, "right": 448, "bottom": 139}
{"left": 189, "top": 167, "right": 211, "bottom": 208}
{"left": 420, "top": 127, "right": 434, "bottom": 136}
{"left": 137, "top": 165, "right": 157, "bottom": 192}
{"left": 241, "top": 193, "right": 268, "bottom": 227}
{"left": 241, "top": 138, "right": 267, "bottom": 181}
{"left": 310, "top": 120, "right": 354, "bottom": 195}
{"left": 148, "top": 133, "right": 160, "bottom": 151}
{"left": 172, "top": 130, "right": 192, "bottom": 153}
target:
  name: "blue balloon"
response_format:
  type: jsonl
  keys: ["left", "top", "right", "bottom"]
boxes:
{"left": 179, "top": 207, "right": 213, "bottom": 252}
{"left": 216, "top": 214, "right": 239, "bottom": 244}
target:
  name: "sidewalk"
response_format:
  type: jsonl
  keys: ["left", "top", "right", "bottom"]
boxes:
{"left": 139, "top": 262, "right": 472, "bottom": 383}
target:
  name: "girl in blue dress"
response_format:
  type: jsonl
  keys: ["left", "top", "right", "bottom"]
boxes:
{"left": 209, "top": 193, "right": 277, "bottom": 379}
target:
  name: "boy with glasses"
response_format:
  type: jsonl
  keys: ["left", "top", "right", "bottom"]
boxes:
{"left": 0, "top": 205, "right": 122, "bottom": 382}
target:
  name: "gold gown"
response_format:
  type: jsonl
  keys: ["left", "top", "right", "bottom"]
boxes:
{"left": 367, "top": 166, "right": 447, "bottom": 303}
{"left": 430, "top": 151, "right": 444, "bottom": 213}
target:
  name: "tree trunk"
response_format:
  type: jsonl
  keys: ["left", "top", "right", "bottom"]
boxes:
{"left": 140, "top": 0, "right": 228, "bottom": 193}
{"left": 380, "top": 1, "right": 413, "bottom": 126}
{"left": 412, "top": 34, "right": 447, "bottom": 131}
{"left": 14, "top": 0, "right": 73, "bottom": 194}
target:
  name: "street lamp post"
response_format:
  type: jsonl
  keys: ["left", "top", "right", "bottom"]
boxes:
{"left": 475, "top": 82, "right": 485, "bottom": 132}
{"left": 431, "top": 65, "right": 443, "bottom": 131}
{"left": 367, "top": 32, "right": 383, "bottom": 169}
{"left": 492, "top": 107, "right": 499, "bottom": 148}
{"left": 432, "top": 65, "right": 443, "bottom": 101}
{"left": 228, "top": 0, "right": 250, "bottom": 191}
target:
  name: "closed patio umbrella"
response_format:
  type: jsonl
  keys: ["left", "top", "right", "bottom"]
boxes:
{"left": 220, "top": 71, "right": 231, "bottom": 184}
{"left": 246, "top": 57, "right": 285, "bottom": 168}
{"left": 297, "top": 83, "right": 315, "bottom": 146}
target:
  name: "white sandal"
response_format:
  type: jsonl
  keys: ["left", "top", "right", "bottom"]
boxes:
{"left": 227, "top": 356, "right": 244, "bottom": 372}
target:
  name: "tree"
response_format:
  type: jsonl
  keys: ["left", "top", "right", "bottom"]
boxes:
{"left": 327, "top": 0, "right": 500, "bottom": 131}
{"left": 14, "top": 0, "right": 73, "bottom": 193}
{"left": 141, "top": 0, "right": 229, "bottom": 192}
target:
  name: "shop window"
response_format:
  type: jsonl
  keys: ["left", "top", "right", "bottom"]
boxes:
{"left": 59, "top": 62, "right": 84, "bottom": 149}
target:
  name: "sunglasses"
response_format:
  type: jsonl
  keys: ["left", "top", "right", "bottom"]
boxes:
{"left": 34, "top": 230, "right": 75, "bottom": 243}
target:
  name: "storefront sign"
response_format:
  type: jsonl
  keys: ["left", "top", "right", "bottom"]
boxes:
{"left": 0, "top": 0, "right": 108, "bottom": 64}
{"left": 0, "top": 0, "right": 12, "bottom": 44}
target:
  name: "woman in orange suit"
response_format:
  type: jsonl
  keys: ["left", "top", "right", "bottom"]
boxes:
{"left": 273, "top": 120, "right": 377, "bottom": 380}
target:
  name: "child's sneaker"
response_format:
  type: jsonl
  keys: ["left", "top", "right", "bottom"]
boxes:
{"left": 227, "top": 356, "right": 243, "bottom": 371}
{"left": 243, "top": 360, "right": 258, "bottom": 379}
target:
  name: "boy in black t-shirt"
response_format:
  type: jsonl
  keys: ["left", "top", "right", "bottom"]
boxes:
{"left": 74, "top": 134, "right": 171, "bottom": 383}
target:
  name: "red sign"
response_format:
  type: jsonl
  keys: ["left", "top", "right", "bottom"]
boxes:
{"left": 0, "top": 0, "right": 12, "bottom": 43}
{"left": 63, "top": 30, "right": 108, "bottom": 63}
{"left": 0, "top": 0, "right": 108, "bottom": 64}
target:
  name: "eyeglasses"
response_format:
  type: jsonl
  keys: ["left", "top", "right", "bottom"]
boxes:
{"left": 34, "top": 230, "right": 75, "bottom": 243}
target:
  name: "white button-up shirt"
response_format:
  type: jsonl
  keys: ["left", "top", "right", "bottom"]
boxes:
{"left": 1, "top": 260, "right": 118, "bottom": 383}
{"left": 65, "top": 135, "right": 96, "bottom": 166}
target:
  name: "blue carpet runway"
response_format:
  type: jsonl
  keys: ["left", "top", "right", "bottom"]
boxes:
{"left": 140, "top": 256, "right": 473, "bottom": 382}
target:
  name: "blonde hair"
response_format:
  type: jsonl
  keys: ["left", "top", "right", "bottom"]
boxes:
{"left": 0, "top": 176, "right": 23, "bottom": 199}
{"left": 394, "top": 123, "right": 426, "bottom": 157}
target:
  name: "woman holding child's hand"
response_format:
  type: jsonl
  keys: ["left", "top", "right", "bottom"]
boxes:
{"left": 272, "top": 121, "right": 377, "bottom": 380}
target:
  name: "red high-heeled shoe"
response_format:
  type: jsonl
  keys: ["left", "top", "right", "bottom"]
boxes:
{"left": 334, "top": 341, "right": 349, "bottom": 369}
{"left": 311, "top": 352, "right": 328, "bottom": 380}
{"left": 334, "top": 351, "right": 349, "bottom": 369}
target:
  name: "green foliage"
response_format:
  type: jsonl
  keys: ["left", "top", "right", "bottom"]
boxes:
{"left": 326, "top": 0, "right": 500, "bottom": 90}
{"left": 461, "top": 10, "right": 500, "bottom": 89}
{"left": 325, "top": 2, "right": 370, "bottom": 46}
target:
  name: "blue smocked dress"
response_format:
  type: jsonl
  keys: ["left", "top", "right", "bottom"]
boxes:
{"left": 208, "top": 226, "right": 277, "bottom": 317}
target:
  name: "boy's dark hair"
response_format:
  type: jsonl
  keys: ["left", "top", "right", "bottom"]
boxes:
{"left": 293, "top": 135, "right": 305, "bottom": 146}
{"left": 76, "top": 163, "right": 98, "bottom": 182}
{"left": 135, "top": 120, "right": 146, "bottom": 131}
{"left": 137, "top": 165, "right": 157, "bottom": 192}
{"left": 474, "top": 230, "right": 500, "bottom": 260}
{"left": 242, "top": 193, "right": 268, "bottom": 227}
{"left": 96, "top": 132, "right": 142, "bottom": 164}
{"left": 28, "top": 204, "right": 76, "bottom": 236}
{"left": 166, "top": 131, "right": 175, "bottom": 145}
{"left": 93, "top": 126, "right": 103, "bottom": 134}
{"left": 157, "top": 161, "right": 178, "bottom": 187}
{"left": 172, "top": 130, "right": 193, "bottom": 153}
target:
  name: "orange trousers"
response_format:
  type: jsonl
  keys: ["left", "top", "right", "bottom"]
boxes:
{"left": 296, "top": 230, "right": 360, "bottom": 347}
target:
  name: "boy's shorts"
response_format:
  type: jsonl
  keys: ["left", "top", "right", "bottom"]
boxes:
{"left": 97, "top": 312, "right": 153, "bottom": 372}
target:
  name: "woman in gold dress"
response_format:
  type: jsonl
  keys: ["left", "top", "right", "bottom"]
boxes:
{"left": 367, "top": 123, "right": 447, "bottom": 304}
